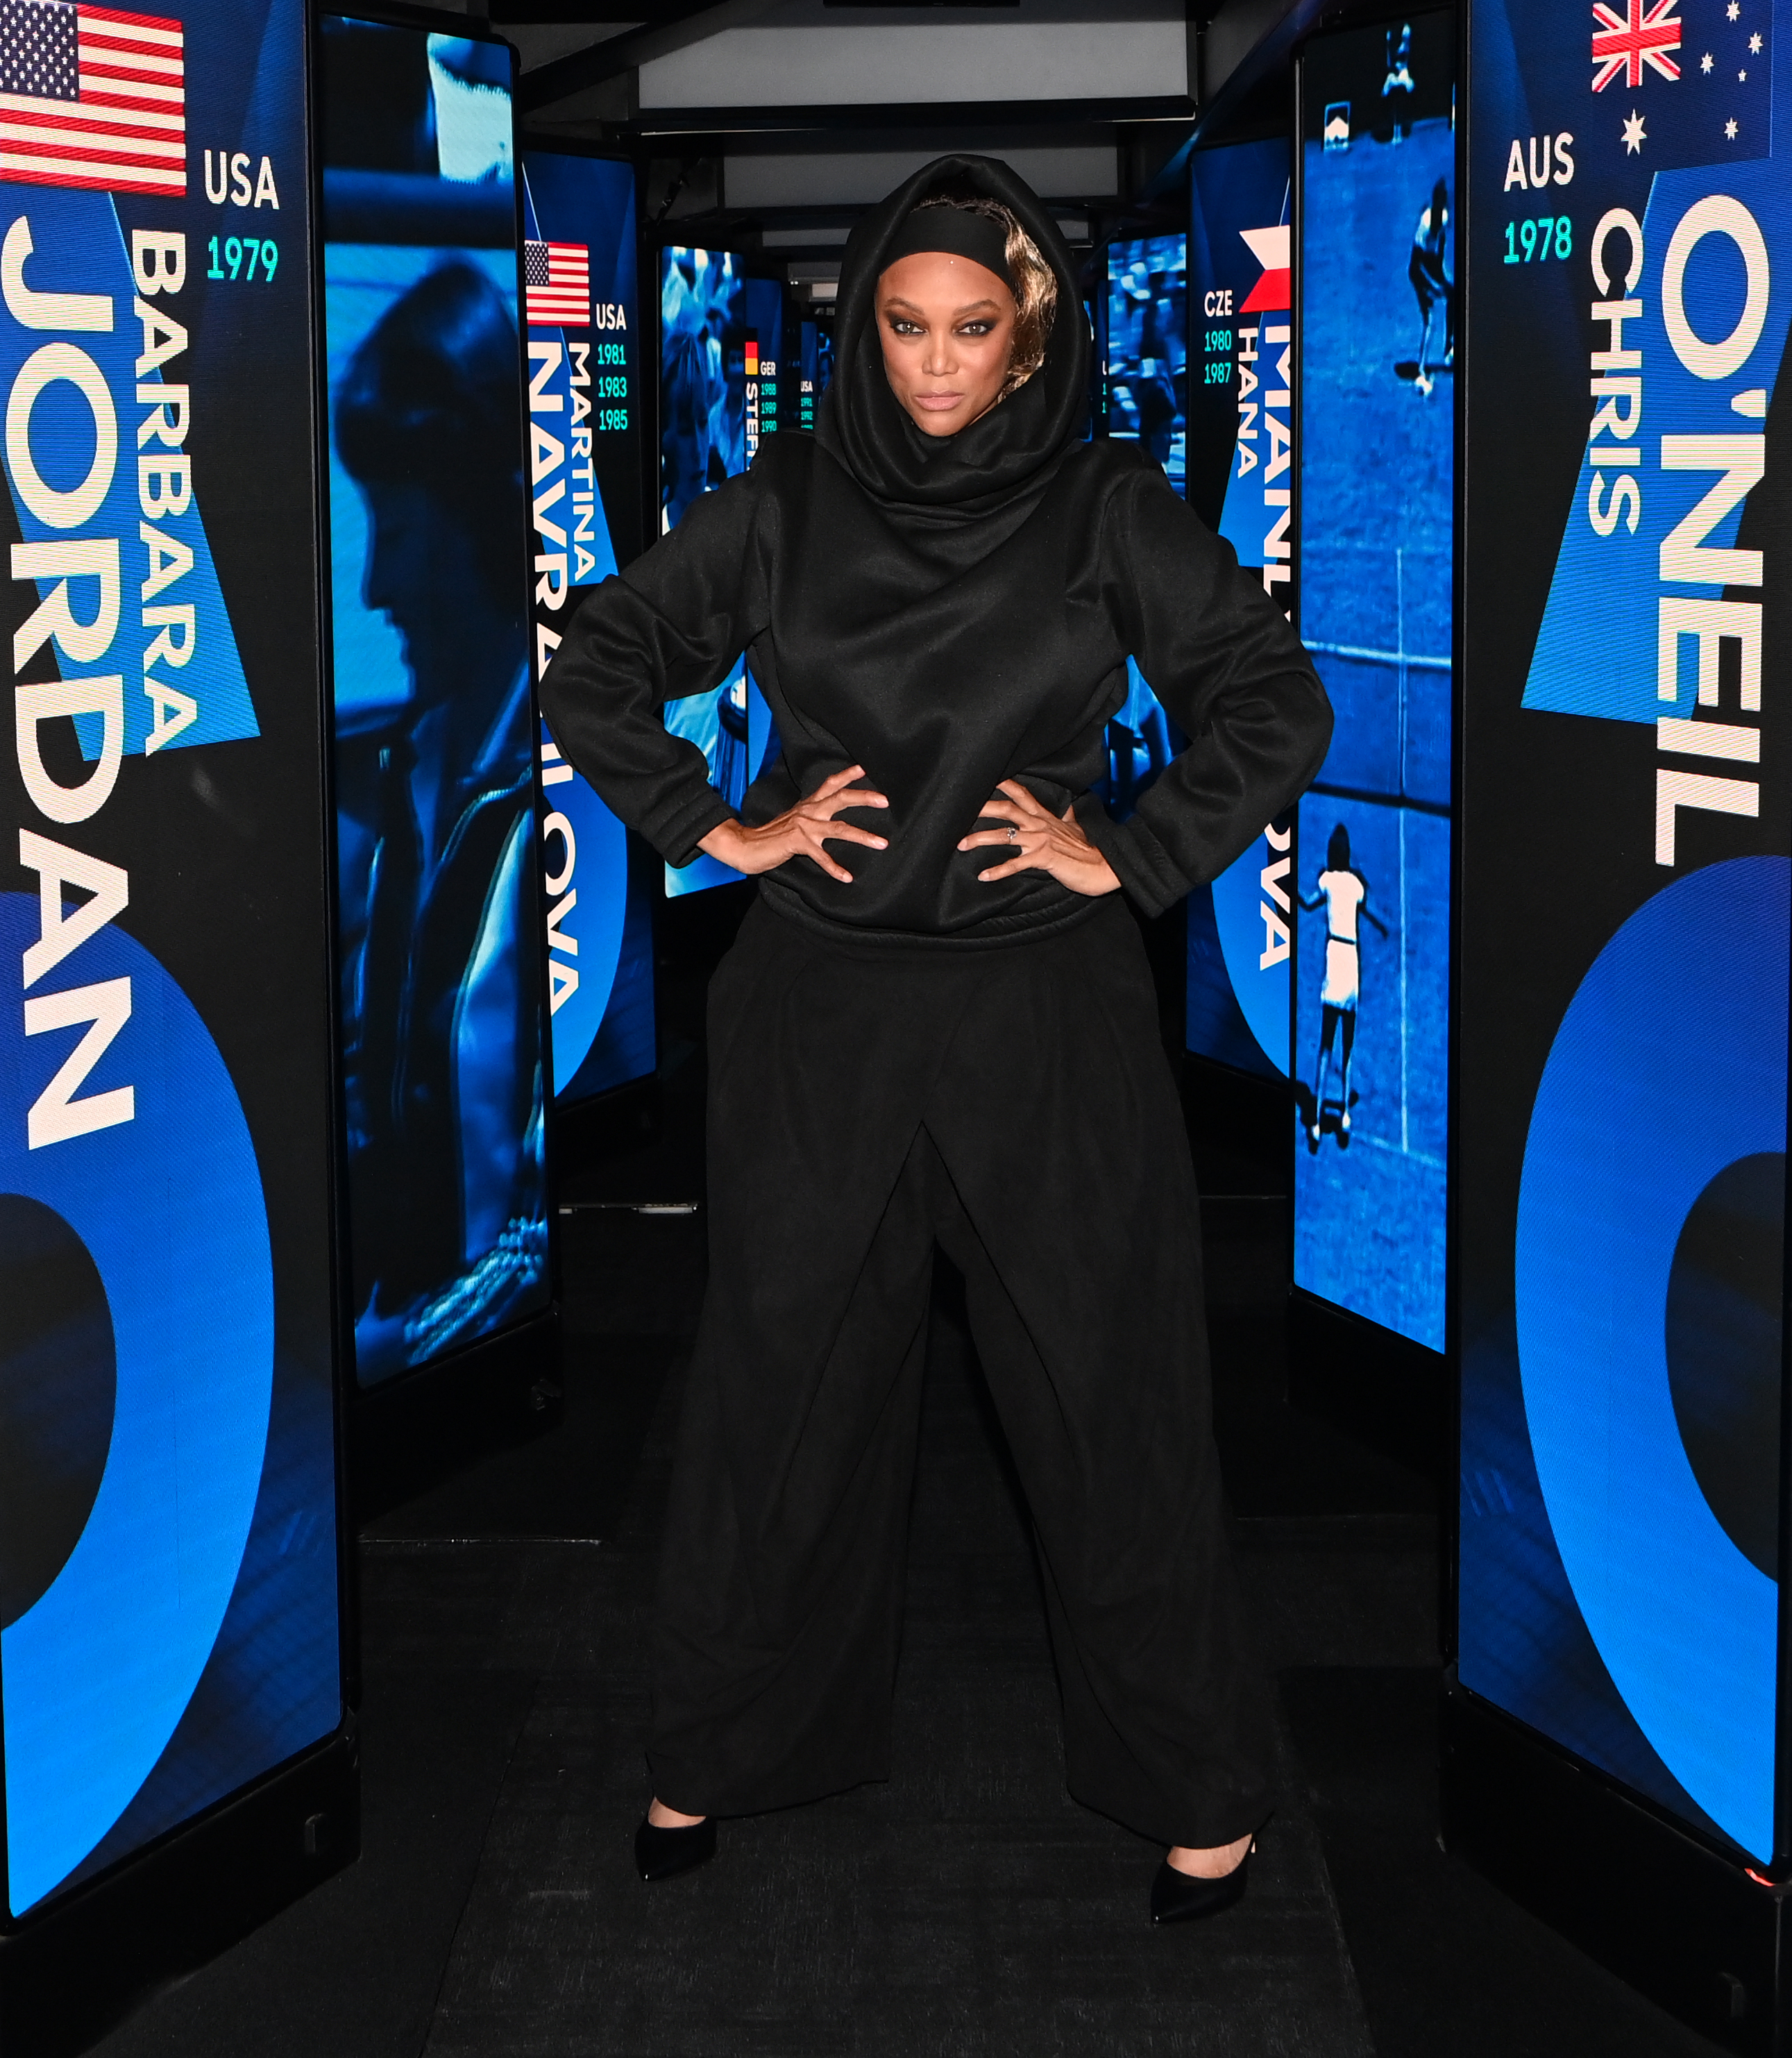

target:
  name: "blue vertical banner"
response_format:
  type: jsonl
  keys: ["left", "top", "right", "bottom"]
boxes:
{"left": 1458, "top": 0, "right": 1791, "bottom": 1864}
{"left": 521, "top": 151, "right": 654, "bottom": 1106}
{"left": 0, "top": 0, "right": 342, "bottom": 1917}
{"left": 320, "top": 19, "right": 551, "bottom": 1387}
{"left": 1294, "top": 14, "right": 1455, "bottom": 1353}
{"left": 657, "top": 249, "right": 785, "bottom": 897}
{"left": 1183, "top": 137, "right": 1296, "bottom": 1079}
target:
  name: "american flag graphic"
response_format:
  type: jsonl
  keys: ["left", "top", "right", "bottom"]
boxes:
{"left": 525, "top": 239, "right": 589, "bottom": 327}
{"left": 0, "top": 0, "right": 184, "bottom": 196}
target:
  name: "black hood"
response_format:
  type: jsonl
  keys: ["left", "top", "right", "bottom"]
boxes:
{"left": 816, "top": 154, "right": 1089, "bottom": 519}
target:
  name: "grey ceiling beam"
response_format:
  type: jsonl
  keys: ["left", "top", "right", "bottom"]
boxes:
{"left": 517, "top": 0, "right": 781, "bottom": 114}
{"left": 1140, "top": 0, "right": 1312, "bottom": 200}
{"left": 630, "top": 95, "right": 1193, "bottom": 137}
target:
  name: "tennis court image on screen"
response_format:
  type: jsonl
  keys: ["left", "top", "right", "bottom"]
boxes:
{"left": 1294, "top": 14, "right": 1453, "bottom": 1353}
{"left": 658, "top": 248, "right": 785, "bottom": 896}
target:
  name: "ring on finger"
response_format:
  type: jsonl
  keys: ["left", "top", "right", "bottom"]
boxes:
{"left": 1007, "top": 825, "right": 1019, "bottom": 843}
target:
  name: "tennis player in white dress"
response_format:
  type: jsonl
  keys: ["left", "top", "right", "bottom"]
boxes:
{"left": 1301, "top": 823, "right": 1388, "bottom": 1147}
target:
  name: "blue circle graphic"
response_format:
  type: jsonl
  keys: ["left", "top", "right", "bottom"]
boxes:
{"left": 1514, "top": 857, "right": 1788, "bottom": 1858}
{"left": 1210, "top": 832, "right": 1290, "bottom": 1077}
{"left": 0, "top": 896, "right": 273, "bottom": 1914}
{"left": 541, "top": 718, "right": 626, "bottom": 1097}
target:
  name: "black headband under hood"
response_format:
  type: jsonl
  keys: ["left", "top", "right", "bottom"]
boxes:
{"left": 883, "top": 203, "right": 1014, "bottom": 288}
{"left": 817, "top": 154, "right": 1088, "bottom": 518}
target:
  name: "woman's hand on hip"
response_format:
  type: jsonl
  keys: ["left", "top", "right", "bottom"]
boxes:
{"left": 698, "top": 765, "right": 889, "bottom": 884}
{"left": 958, "top": 779, "right": 1121, "bottom": 897}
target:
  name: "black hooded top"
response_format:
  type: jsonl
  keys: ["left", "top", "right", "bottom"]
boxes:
{"left": 539, "top": 154, "right": 1332, "bottom": 947}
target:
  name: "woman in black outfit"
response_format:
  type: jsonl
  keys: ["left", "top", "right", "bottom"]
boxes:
{"left": 540, "top": 156, "right": 1331, "bottom": 1925}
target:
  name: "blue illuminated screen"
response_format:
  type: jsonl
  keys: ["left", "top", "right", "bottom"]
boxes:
{"left": 1106, "top": 234, "right": 1187, "bottom": 491}
{"left": 657, "top": 250, "right": 785, "bottom": 897}
{"left": 1456, "top": 0, "right": 1792, "bottom": 1869}
{"left": 1092, "top": 239, "right": 1185, "bottom": 893}
{"left": 796, "top": 315, "right": 834, "bottom": 430}
{"left": 523, "top": 150, "right": 654, "bottom": 1106}
{"left": 2, "top": 0, "right": 341, "bottom": 1918}
{"left": 1182, "top": 137, "right": 1295, "bottom": 1081}
{"left": 1294, "top": 19, "right": 1453, "bottom": 1352}
{"left": 323, "top": 18, "right": 550, "bottom": 1386}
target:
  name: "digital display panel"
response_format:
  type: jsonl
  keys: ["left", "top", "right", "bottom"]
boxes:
{"left": 793, "top": 314, "right": 834, "bottom": 430}
{"left": 1458, "top": 0, "right": 1791, "bottom": 1865}
{"left": 1182, "top": 137, "right": 1296, "bottom": 1080}
{"left": 522, "top": 149, "right": 654, "bottom": 1106}
{"left": 1107, "top": 234, "right": 1188, "bottom": 490}
{"left": 322, "top": 17, "right": 550, "bottom": 1387}
{"left": 1089, "top": 242, "right": 1186, "bottom": 900}
{"left": 0, "top": 0, "right": 341, "bottom": 1916}
{"left": 657, "top": 248, "right": 785, "bottom": 897}
{"left": 1294, "top": 15, "right": 1455, "bottom": 1352}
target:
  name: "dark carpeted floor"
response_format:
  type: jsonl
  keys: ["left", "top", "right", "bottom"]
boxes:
{"left": 87, "top": 895, "right": 1723, "bottom": 2058}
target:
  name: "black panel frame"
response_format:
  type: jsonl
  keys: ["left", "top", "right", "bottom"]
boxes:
{"left": 0, "top": 1730, "right": 359, "bottom": 2058}
{"left": 318, "top": 3, "right": 566, "bottom": 1487}
{"left": 1284, "top": 8, "right": 1457, "bottom": 1403}
{"left": 0, "top": 0, "right": 360, "bottom": 2002}
{"left": 1444, "top": 0, "right": 1792, "bottom": 2044}
{"left": 1442, "top": 1679, "right": 1788, "bottom": 2054}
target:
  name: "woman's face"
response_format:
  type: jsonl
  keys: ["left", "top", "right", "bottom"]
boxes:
{"left": 875, "top": 250, "right": 1017, "bottom": 437}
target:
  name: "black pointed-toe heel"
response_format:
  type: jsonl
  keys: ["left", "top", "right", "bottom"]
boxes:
{"left": 634, "top": 1813, "right": 716, "bottom": 1882}
{"left": 1149, "top": 1841, "right": 1253, "bottom": 1925}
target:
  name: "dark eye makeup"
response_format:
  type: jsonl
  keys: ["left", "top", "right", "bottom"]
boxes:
{"left": 882, "top": 313, "right": 1000, "bottom": 339}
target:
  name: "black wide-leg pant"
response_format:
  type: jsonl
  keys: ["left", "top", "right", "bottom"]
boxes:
{"left": 648, "top": 893, "right": 1273, "bottom": 1849}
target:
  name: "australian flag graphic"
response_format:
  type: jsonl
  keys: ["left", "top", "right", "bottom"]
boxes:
{"left": 1587, "top": 0, "right": 1773, "bottom": 168}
